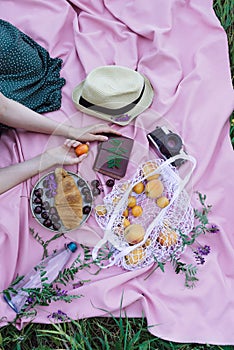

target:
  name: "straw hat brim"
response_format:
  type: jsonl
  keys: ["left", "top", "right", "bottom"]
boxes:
{"left": 72, "top": 74, "right": 154, "bottom": 126}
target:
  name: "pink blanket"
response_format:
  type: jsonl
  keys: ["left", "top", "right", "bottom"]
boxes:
{"left": 1, "top": 0, "right": 234, "bottom": 345}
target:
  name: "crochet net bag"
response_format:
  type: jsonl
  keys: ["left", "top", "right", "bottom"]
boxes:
{"left": 92, "top": 154, "right": 196, "bottom": 270}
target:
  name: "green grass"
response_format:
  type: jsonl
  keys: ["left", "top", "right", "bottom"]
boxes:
{"left": 0, "top": 1, "right": 234, "bottom": 349}
{"left": 1, "top": 316, "right": 234, "bottom": 350}
{"left": 213, "top": 0, "right": 234, "bottom": 146}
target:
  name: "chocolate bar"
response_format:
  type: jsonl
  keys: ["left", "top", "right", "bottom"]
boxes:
{"left": 93, "top": 135, "right": 134, "bottom": 179}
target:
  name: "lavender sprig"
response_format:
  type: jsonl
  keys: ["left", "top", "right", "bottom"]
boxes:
{"left": 207, "top": 224, "right": 220, "bottom": 234}
{"left": 169, "top": 193, "right": 218, "bottom": 287}
{"left": 48, "top": 309, "right": 68, "bottom": 321}
{"left": 197, "top": 245, "right": 211, "bottom": 256}
{"left": 193, "top": 245, "right": 211, "bottom": 265}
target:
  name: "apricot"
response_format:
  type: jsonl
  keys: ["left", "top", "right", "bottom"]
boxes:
{"left": 158, "top": 230, "right": 178, "bottom": 247}
{"left": 156, "top": 196, "right": 170, "bottom": 208}
{"left": 75, "top": 143, "right": 89, "bottom": 156}
{"left": 124, "top": 223, "right": 145, "bottom": 244}
{"left": 142, "top": 162, "right": 160, "bottom": 180}
{"left": 125, "top": 247, "right": 145, "bottom": 265}
{"left": 122, "top": 209, "right": 129, "bottom": 217}
{"left": 128, "top": 196, "right": 137, "bottom": 208}
{"left": 123, "top": 218, "right": 131, "bottom": 228}
{"left": 95, "top": 205, "right": 107, "bottom": 216}
{"left": 133, "top": 182, "right": 144, "bottom": 194}
{"left": 131, "top": 205, "right": 143, "bottom": 217}
{"left": 145, "top": 179, "right": 164, "bottom": 199}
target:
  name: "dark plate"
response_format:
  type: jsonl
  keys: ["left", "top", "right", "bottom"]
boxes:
{"left": 30, "top": 170, "right": 93, "bottom": 232}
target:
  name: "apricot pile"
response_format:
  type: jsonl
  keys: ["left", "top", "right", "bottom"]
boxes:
{"left": 124, "top": 193, "right": 144, "bottom": 226}
{"left": 121, "top": 165, "right": 170, "bottom": 228}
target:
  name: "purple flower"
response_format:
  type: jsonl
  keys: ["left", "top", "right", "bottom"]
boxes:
{"left": 197, "top": 245, "right": 211, "bottom": 256}
{"left": 48, "top": 309, "right": 68, "bottom": 321}
{"left": 26, "top": 296, "right": 35, "bottom": 304}
{"left": 55, "top": 288, "right": 68, "bottom": 297}
{"left": 194, "top": 254, "right": 205, "bottom": 265}
{"left": 207, "top": 224, "right": 220, "bottom": 234}
{"left": 193, "top": 244, "right": 210, "bottom": 265}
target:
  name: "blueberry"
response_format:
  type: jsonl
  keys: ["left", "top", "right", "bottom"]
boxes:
{"left": 34, "top": 206, "right": 42, "bottom": 214}
{"left": 41, "top": 211, "right": 49, "bottom": 220}
{"left": 106, "top": 179, "right": 115, "bottom": 187}
{"left": 34, "top": 188, "right": 43, "bottom": 197}
{"left": 49, "top": 206, "right": 58, "bottom": 215}
{"left": 41, "top": 201, "right": 50, "bottom": 210}
{"left": 42, "top": 179, "right": 49, "bottom": 188}
{"left": 43, "top": 219, "right": 52, "bottom": 228}
{"left": 84, "top": 193, "right": 92, "bottom": 203}
{"left": 45, "top": 190, "right": 53, "bottom": 198}
{"left": 51, "top": 214, "right": 60, "bottom": 223}
{"left": 81, "top": 187, "right": 90, "bottom": 195}
{"left": 53, "top": 222, "right": 61, "bottom": 231}
{"left": 83, "top": 205, "right": 91, "bottom": 215}
{"left": 91, "top": 179, "right": 100, "bottom": 188}
{"left": 77, "top": 178, "right": 86, "bottom": 187}
{"left": 33, "top": 197, "right": 42, "bottom": 205}
{"left": 92, "top": 187, "right": 101, "bottom": 197}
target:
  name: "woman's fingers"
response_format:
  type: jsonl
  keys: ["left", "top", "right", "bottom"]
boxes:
{"left": 85, "top": 124, "right": 121, "bottom": 135}
{"left": 94, "top": 125, "right": 122, "bottom": 135}
{"left": 64, "top": 139, "right": 80, "bottom": 148}
{"left": 71, "top": 153, "right": 88, "bottom": 164}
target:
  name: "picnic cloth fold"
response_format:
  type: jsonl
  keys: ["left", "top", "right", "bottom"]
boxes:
{"left": 0, "top": 19, "right": 65, "bottom": 113}
{"left": 0, "top": 0, "right": 234, "bottom": 345}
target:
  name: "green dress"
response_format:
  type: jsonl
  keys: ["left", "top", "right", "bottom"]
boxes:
{"left": 0, "top": 20, "right": 66, "bottom": 114}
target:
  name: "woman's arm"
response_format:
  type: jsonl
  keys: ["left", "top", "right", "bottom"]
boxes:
{"left": 0, "top": 92, "right": 121, "bottom": 142}
{"left": 0, "top": 92, "right": 72, "bottom": 137}
{"left": 0, "top": 139, "right": 86, "bottom": 195}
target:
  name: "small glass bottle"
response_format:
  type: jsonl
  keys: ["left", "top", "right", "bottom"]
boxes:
{"left": 4, "top": 242, "right": 77, "bottom": 313}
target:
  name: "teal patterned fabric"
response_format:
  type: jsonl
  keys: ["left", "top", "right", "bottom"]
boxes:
{"left": 0, "top": 20, "right": 66, "bottom": 114}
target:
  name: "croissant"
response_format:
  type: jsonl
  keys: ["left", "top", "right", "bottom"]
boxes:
{"left": 54, "top": 168, "right": 83, "bottom": 230}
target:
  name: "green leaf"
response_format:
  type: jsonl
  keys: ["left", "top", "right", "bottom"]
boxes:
{"left": 40, "top": 270, "right": 47, "bottom": 277}
{"left": 10, "top": 275, "right": 25, "bottom": 286}
{"left": 117, "top": 147, "right": 127, "bottom": 154}
{"left": 110, "top": 139, "right": 122, "bottom": 146}
{"left": 108, "top": 147, "right": 120, "bottom": 153}
{"left": 3, "top": 290, "right": 11, "bottom": 301}
{"left": 107, "top": 156, "right": 121, "bottom": 169}
{"left": 157, "top": 261, "right": 165, "bottom": 272}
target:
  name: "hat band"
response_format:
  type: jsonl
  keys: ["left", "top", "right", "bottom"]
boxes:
{"left": 79, "top": 84, "right": 145, "bottom": 116}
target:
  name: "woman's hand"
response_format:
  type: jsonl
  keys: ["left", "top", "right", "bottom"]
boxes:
{"left": 0, "top": 93, "right": 122, "bottom": 142}
{"left": 0, "top": 139, "right": 88, "bottom": 194}
{"left": 69, "top": 123, "right": 121, "bottom": 142}
{"left": 45, "top": 139, "right": 88, "bottom": 167}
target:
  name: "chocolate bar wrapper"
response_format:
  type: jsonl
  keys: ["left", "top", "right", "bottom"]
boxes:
{"left": 93, "top": 136, "right": 134, "bottom": 180}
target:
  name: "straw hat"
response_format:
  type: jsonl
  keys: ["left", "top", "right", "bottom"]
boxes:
{"left": 72, "top": 65, "right": 154, "bottom": 126}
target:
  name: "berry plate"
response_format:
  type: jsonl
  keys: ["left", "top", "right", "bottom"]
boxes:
{"left": 30, "top": 170, "right": 93, "bottom": 232}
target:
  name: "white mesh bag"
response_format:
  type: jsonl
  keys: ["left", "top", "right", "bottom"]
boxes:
{"left": 92, "top": 154, "right": 196, "bottom": 270}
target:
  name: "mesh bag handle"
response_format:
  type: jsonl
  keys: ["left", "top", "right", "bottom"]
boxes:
{"left": 92, "top": 153, "right": 196, "bottom": 268}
